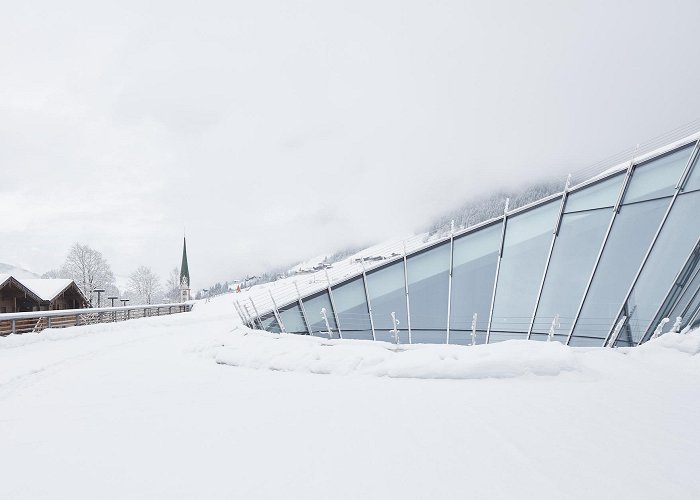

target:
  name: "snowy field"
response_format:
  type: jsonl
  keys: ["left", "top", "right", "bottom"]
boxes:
{"left": 1, "top": 295, "right": 699, "bottom": 499}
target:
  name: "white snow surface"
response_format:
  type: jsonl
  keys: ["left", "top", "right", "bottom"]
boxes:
{"left": 17, "top": 278, "right": 73, "bottom": 301}
{"left": 1, "top": 294, "right": 699, "bottom": 499}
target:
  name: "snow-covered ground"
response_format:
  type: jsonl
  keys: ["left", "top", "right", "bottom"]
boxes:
{"left": 1, "top": 295, "right": 699, "bottom": 499}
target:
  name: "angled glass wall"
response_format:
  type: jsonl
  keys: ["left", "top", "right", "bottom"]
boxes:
{"left": 331, "top": 277, "right": 373, "bottom": 340}
{"left": 278, "top": 302, "right": 309, "bottom": 334}
{"left": 406, "top": 241, "right": 451, "bottom": 344}
{"left": 613, "top": 156, "right": 700, "bottom": 345}
{"left": 302, "top": 291, "right": 337, "bottom": 338}
{"left": 489, "top": 200, "right": 560, "bottom": 342}
{"left": 365, "top": 260, "right": 409, "bottom": 343}
{"left": 245, "top": 137, "right": 700, "bottom": 349}
{"left": 449, "top": 223, "right": 501, "bottom": 345}
{"left": 571, "top": 144, "right": 694, "bottom": 345}
{"left": 531, "top": 174, "right": 625, "bottom": 341}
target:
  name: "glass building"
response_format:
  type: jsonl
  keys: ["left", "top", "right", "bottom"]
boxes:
{"left": 240, "top": 135, "right": 700, "bottom": 347}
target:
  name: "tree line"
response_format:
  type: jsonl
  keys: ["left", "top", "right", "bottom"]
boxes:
{"left": 43, "top": 243, "right": 184, "bottom": 306}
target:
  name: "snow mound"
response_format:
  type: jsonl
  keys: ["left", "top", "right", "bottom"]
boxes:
{"left": 215, "top": 329, "right": 580, "bottom": 379}
{"left": 216, "top": 327, "right": 700, "bottom": 380}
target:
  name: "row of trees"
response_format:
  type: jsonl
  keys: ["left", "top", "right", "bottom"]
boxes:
{"left": 43, "top": 243, "right": 184, "bottom": 306}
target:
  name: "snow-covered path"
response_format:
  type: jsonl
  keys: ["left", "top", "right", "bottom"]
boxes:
{"left": 1, "top": 297, "right": 699, "bottom": 499}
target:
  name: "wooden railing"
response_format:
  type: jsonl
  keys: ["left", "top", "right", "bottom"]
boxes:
{"left": 0, "top": 302, "right": 193, "bottom": 336}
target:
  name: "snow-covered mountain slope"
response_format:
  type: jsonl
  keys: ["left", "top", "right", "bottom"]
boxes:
{"left": 0, "top": 262, "right": 39, "bottom": 278}
{"left": 1, "top": 294, "right": 699, "bottom": 499}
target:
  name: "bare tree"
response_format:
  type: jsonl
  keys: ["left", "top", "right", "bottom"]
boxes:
{"left": 163, "top": 266, "right": 181, "bottom": 303}
{"left": 127, "top": 266, "right": 162, "bottom": 305}
{"left": 47, "top": 243, "right": 116, "bottom": 306}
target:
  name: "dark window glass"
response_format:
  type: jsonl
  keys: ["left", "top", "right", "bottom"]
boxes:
{"left": 366, "top": 260, "right": 409, "bottom": 343}
{"left": 302, "top": 291, "right": 337, "bottom": 338}
{"left": 489, "top": 200, "right": 560, "bottom": 341}
{"left": 449, "top": 223, "right": 501, "bottom": 345}
{"left": 278, "top": 303, "right": 308, "bottom": 334}
{"left": 332, "top": 277, "right": 373, "bottom": 340}
{"left": 406, "top": 242, "right": 451, "bottom": 344}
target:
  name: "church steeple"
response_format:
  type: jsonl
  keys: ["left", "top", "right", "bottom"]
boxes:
{"left": 180, "top": 236, "right": 191, "bottom": 301}
{"left": 180, "top": 236, "right": 190, "bottom": 288}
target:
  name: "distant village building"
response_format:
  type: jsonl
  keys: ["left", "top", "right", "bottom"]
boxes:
{"left": 180, "top": 236, "right": 191, "bottom": 302}
{"left": 0, "top": 275, "right": 88, "bottom": 313}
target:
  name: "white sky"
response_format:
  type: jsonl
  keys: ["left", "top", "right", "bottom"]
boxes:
{"left": 2, "top": 0, "right": 700, "bottom": 288}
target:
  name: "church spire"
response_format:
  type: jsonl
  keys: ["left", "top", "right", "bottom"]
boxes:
{"left": 180, "top": 236, "right": 190, "bottom": 289}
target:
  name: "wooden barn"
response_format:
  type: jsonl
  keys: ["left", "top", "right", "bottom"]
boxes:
{"left": 0, "top": 275, "right": 89, "bottom": 313}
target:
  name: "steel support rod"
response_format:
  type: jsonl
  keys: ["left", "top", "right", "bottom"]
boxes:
{"left": 567, "top": 161, "right": 635, "bottom": 345}
{"left": 294, "top": 282, "right": 312, "bottom": 335}
{"left": 527, "top": 179, "right": 570, "bottom": 339}
{"left": 269, "top": 291, "right": 286, "bottom": 334}
{"left": 360, "top": 259, "right": 377, "bottom": 341}
{"left": 486, "top": 199, "right": 509, "bottom": 344}
{"left": 325, "top": 268, "right": 343, "bottom": 339}
{"left": 446, "top": 220, "right": 455, "bottom": 344}
{"left": 403, "top": 241, "right": 412, "bottom": 344}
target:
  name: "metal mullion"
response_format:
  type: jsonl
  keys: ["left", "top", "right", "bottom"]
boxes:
{"left": 446, "top": 221, "right": 455, "bottom": 344}
{"left": 566, "top": 161, "right": 635, "bottom": 345}
{"left": 683, "top": 301, "right": 700, "bottom": 333}
{"left": 233, "top": 301, "right": 248, "bottom": 327}
{"left": 680, "top": 282, "right": 700, "bottom": 320}
{"left": 403, "top": 242, "right": 412, "bottom": 344}
{"left": 527, "top": 182, "right": 570, "bottom": 339}
{"left": 294, "top": 283, "right": 312, "bottom": 335}
{"left": 486, "top": 200, "right": 509, "bottom": 344}
{"left": 360, "top": 261, "right": 376, "bottom": 341}
{"left": 640, "top": 236, "right": 700, "bottom": 344}
{"left": 249, "top": 298, "right": 266, "bottom": 331}
{"left": 269, "top": 291, "right": 286, "bottom": 334}
{"left": 603, "top": 141, "right": 700, "bottom": 347}
{"left": 324, "top": 269, "right": 342, "bottom": 339}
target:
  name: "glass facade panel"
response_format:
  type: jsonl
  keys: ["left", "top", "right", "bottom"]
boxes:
{"left": 489, "top": 200, "right": 560, "bottom": 341}
{"left": 449, "top": 223, "right": 501, "bottom": 345}
{"left": 622, "top": 145, "right": 693, "bottom": 204}
{"left": 568, "top": 336, "right": 605, "bottom": 347}
{"left": 572, "top": 197, "right": 670, "bottom": 340}
{"left": 259, "top": 312, "right": 281, "bottom": 333}
{"left": 332, "top": 277, "right": 373, "bottom": 340}
{"left": 668, "top": 263, "right": 700, "bottom": 325}
{"left": 278, "top": 302, "right": 308, "bottom": 334}
{"left": 564, "top": 173, "right": 625, "bottom": 213}
{"left": 682, "top": 151, "right": 700, "bottom": 191}
{"left": 406, "top": 242, "right": 451, "bottom": 344}
{"left": 532, "top": 177, "right": 623, "bottom": 335}
{"left": 302, "top": 291, "right": 337, "bottom": 338}
{"left": 366, "top": 260, "right": 409, "bottom": 343}
{"left": 615, "top": 190, "right": 700, "bottom": 345}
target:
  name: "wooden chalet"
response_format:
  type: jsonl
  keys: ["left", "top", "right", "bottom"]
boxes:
{"left": 0, "top": 275, "right": 89, "bottom": 313}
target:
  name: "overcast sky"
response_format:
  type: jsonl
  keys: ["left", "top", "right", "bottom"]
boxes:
{"left": 2, "top": 0, "right": 700, "bottom": 288}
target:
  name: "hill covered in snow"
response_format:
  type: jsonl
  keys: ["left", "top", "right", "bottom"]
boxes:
{"left": 0, "top": 262, "right": 39, "bottom": 278}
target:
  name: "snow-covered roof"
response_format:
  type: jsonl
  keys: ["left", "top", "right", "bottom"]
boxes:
{"left": 0, "top": 274, "right": 81, "bottom": 302}
{"left": 17, "top": 278, "right": 74, "bottom": 301}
